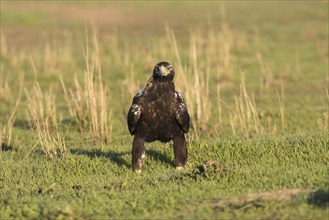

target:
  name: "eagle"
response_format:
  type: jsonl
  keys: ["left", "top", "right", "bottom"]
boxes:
{"left": 127, "top": 61, "right": 190, "bottom": 172}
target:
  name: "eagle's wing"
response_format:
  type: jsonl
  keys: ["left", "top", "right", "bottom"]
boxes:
{"left": 127, "top": 88, "right": 144, "bottom": 135}
{"left": 175, "top": 91, "right": 190, "bottom": 133}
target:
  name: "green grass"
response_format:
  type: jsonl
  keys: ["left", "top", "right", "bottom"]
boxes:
{"left": 1, "top": 1, "right": 328, "bottom": 219}
{"left": 1, "top": 134, "right": 328, "bottom": 219}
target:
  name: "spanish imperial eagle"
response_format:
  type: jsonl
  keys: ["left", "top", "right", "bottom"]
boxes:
{"left": 127, "top": 61, "right": 190, "bottom": 172}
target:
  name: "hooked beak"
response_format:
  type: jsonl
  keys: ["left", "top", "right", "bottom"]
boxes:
{"left": 153, "top": 64, "right": 173, "bottom": 78}
{"left": 159, "top": 66, "right": 169, "bottom": 76}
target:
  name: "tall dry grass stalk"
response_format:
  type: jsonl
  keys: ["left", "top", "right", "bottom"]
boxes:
{"left": 42, "top": 33, "right": 73, "bottom": 75}
{"left": 25, "top": 83, "right": 66, "bottom": 158}
{"left": 60, "top": 30, "right": 112, "bottom": 144}
{"left": 121, "top": 63, "right": 146, "bottom": 121}
{"left": 0, "top": 73, "right": 24, "bottom": 155}
{"left": 122, "top": 64, "right": 142, "bottom": 109}
{"left": 229, "top": 73, "right": 264, "bottom": 137}
{"left": 165, "top": 26, "right": 187, "bottom": 90}
{"left": 217, "top": 70, "right": 223, "bottom": 126}
{"left": 164, "top": 12, "right": 238, "bottom": 134}
{"left": 257, "top": 51, "right": 273, "bottom": 93}
{"left": 0, "top": 79, "right": 11, "bottom": 101}
{"left": 317, "top": 89, "right": 329, "bottom": 132}
{"left": 0, "top": 33, "right": 8, "bottom": 56}
{"left": 166, "top": 27, "right": 212, "bottom": 133}
{"left": 35, "top": 122, "right": 66, "bottom": 159}
{"left": 189, "top": 37, "right": 212, "bottom": 131}
{"left": 25, "top": 83, "right": 58, "bottom": 130}
{"left": 0, "top": 97, "right": 19, "bottom": 152}
{"left": 276, "top": 85, "right": 285, "bottom": 132}
{"left": 1, "top": 34, "right": 11, "bottom": 101}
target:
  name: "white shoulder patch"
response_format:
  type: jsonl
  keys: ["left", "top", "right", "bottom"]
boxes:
{"left": 175, "top": 91, "right": 184, "bottom": 102}
{"left": 135, "top": 88, "right": 145, "bottom": 98}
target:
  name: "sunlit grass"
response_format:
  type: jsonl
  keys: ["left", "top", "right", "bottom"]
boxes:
{"left": 0, "top": 1, "right": 328, "bottom": 219}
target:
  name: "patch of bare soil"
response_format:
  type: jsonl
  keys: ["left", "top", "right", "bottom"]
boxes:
{"left": 189, "top": 188, "right": 319, "bottom": 211}
{"left": 214, "top": 189, "right": 313, "bottom": 210}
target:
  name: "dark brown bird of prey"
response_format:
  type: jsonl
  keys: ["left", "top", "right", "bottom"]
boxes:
{"left": 127, "top": 61, "right": 190, "bottom": 172}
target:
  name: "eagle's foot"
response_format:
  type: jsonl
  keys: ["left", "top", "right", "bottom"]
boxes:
{"left": 133, "top": 153, "right": 145, "bottom": 172}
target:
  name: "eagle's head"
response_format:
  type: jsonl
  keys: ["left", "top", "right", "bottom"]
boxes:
{"left": 153, "top": 61, "right": 175, "bottom": 80}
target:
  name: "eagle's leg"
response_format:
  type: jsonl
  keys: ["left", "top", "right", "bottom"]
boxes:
{"left": 132, "top": 136, "right": 145, "bottom": 172}
{"left": 173, "top": 136, "right": 188, "bottom": 169}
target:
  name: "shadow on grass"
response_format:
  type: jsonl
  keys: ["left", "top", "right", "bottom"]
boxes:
{"left": 70, "top": 148, "right": 174, "bottom": 168}
{"left": 307, "top": 189, "right": 329, "bottom": 208}
{"left": 70, "top": 148, "right": 131, "bottom": 168}
{"left": 1, "top": 143, "right": 15, "bottom": 151}
{"left": 146, "top": 149, "right": 173, "bottom": 166}
{"left": 13, "top": 119, "right": 30, "bottom": 129}
{"left": 61, "top": 118, "right": 79, "bottom": 127}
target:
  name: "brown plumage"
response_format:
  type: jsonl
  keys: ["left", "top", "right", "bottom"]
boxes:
{"left": 127, "top": 61, "right": 190, "bottom": 172}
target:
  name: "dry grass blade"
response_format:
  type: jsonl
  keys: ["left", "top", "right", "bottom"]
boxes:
{"left": 60, "top": 29, "right": 112, "bottom": 144}
{"left": 229, "top": 72, "right": 264, "bottom": 137}
{"left": 165, "top": 26, "right": 191, "bottom": 107}
{"left": 187, "top": 36, "right": 212, "bottom": 131}
{"left": 0, "top": 72, "right": 24, "bottom": 154}
{"left": 25, "top": 83, "right": 66, "bottom": 158}
{"left": 276, "top": 85, "right": 285, "bottom": 132}
{"left": 256, "top": 51, "right": 273, "bottom": 93}
{"left": 317, "top": 89, "right": 329, "bottom": 132}
{"left": 165, "top": 25, "right": 185, "bottom": 82}
{"left": 25, "top": 83, "right": 58, "bottom": 130}
{"left": 35, "top": 120, "right": 66, "bottom": 159}
{"left": 217, "top": 79, "right": 223, "bottom": 127}
{"left": 0, "top": 97, "right": 19, "bottom": 152}
{"left": 165, "top": 16, "right": 238, "bottom": 135}
{"left": 121, "top": 64, "right": 142, "bottom": 120}
{"left": 166, "top": 27, "right": 212, "bottom": 133}
{"left": 0, "top": 80, "right": 11, "bottom": 101}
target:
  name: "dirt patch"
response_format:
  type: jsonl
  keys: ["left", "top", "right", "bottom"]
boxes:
{"left": 227, "top": 188, "right": 313, "bottom": 204}
{"left": 190, "top": 188, "right": 317, "bottom": 211}
{"left": 193, "top": 160, "right": 228, "bottom": 179}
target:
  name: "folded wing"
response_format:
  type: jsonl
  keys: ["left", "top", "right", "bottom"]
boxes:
{"left": 174, "top": 91, "right": 190, "bottom": 133}
{"left": 127, "top": 89, "right": 144, "bottom": 135}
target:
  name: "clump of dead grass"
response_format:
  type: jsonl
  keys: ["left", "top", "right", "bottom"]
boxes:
{"left": 0, "top": 73, "right": 24, "bottom": 155}
{"left": 0, "top": 99, "right": 19, "bottom": 153}
{"left": 60, "top": 30, "right": 112, "bottom": 144}
{"left": 276, "top": 85, "right": 285, "bottom": 132}
{"left": 121, "top": 63, "right": 143, "bottom": 117}
{"left": 256, "top": 51, "right": 273, "bottom": 93}
{"left": 25, "top": 83, "right": 66, "bottom": 158}
{"left": 227, "top": 72, "right": 286, "bottom": 137}
{"left": 317, "top": 89, "right": 329, "bottom": 132}
{"left": 229, "top": 73, "right": 264, "bottom": 137}
{"left": 166, "top": 27, "right": 212, "bottom": 134}
{"left": 25, "top": 83, "right": 58, "bottom": 130}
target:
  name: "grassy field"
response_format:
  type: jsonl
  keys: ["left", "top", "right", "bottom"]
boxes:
{"left": 1, "top": 1, "right": 328, "bottom": 219}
